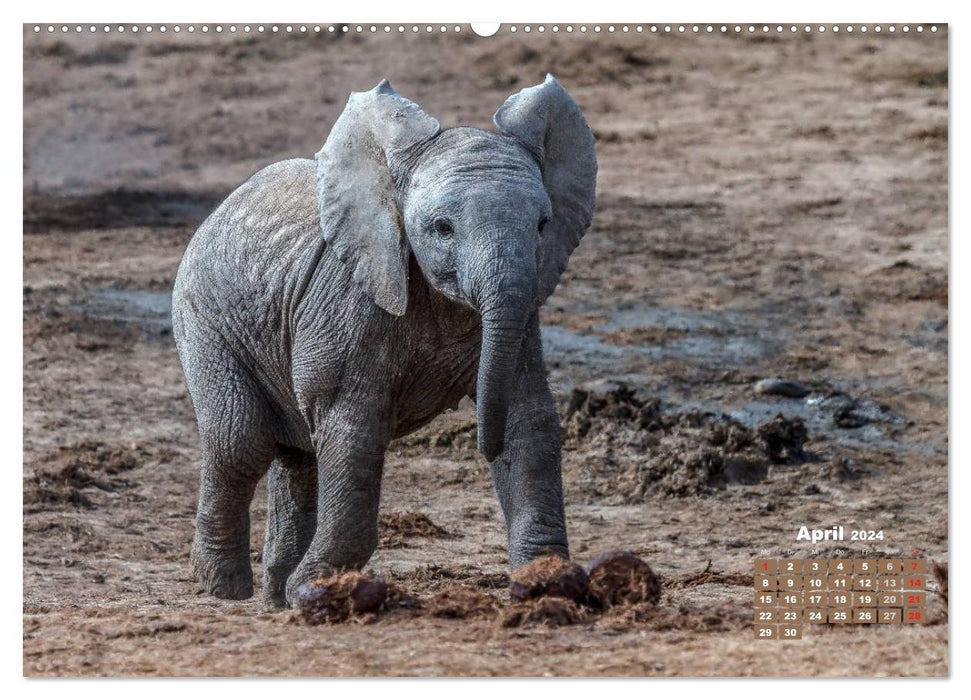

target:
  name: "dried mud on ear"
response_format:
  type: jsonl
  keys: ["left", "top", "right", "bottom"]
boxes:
{"left": 562, "top": 381, "right": 810, "bottom": 500}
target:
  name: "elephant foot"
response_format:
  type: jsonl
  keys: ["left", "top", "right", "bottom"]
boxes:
{"left": 284, "top": 546, "right": 376, "bottom": 607}
{"left": 284, "top": 563, "right": 338, "bottom": 608}
{"left": 262, "top": 568, "right": 291, "bottom": 609}
{"left": 191, "top": 544, "right": 254, "bottom": 600}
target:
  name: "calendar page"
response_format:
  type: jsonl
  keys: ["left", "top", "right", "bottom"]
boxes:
{"left": 22, "top": 16, "right": 948, "bottom": 678}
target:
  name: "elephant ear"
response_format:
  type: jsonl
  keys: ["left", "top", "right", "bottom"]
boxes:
{"left": 493, "top": 74, "right": 598, "bottom": 304}
{"left": 316, "top": 80, "right": 440, "bottom": 316}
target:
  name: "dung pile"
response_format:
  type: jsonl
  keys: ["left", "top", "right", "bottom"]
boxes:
{"left": 586, "top": 550, "right": 662, "bottom": 609}
{"left": 563, "top": 381, "right": 809, "bottom": 499}
{"left": 295, "top": 553, "right": 667, "bottom": 629}
{"left": 509, "top": 555, "right": 589, "bottom": 604}
{"left": 295, "top": 571, "right": 389, "bottom": 624}
{"left": 503, "top": 556, "right": 591, "bottom": 629}
{"left": 502, "top": 552, "right": 662, "bottom": 628}
{"left": 564, "top": 381, "right": 665, "bottom": 440}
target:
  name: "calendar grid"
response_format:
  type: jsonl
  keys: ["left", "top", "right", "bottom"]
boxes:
{"left": 754, "top": 558, "right": 927, "bottom": 640}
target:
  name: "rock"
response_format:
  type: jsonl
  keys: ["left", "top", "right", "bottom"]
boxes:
{"left": 754, "top": 378, "right": 811, "bottom": 398}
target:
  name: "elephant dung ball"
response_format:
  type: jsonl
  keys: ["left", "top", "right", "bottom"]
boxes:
{"left": 585, "top": 550, "right": 661, "bottom": 609}
{"left": 295, "top": 571, "right": 388, "bottom": 624}
{"left": 348, "top": 573, "right": 389, "bottom": 613}
{"left": 509, "top": 555, "right": 589, "bottom": 604}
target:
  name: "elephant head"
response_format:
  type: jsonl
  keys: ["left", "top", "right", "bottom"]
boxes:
{"left": 316, "top": 76, "right": 597, "bottom": 461}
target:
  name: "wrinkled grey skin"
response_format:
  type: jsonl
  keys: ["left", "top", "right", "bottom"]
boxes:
{"left": 172, "top": 75, "right": 597, "bottom": 608}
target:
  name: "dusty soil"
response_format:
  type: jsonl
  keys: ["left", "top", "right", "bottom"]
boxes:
{"left": 23, "top": 25, "right": 948, "bottom": 676}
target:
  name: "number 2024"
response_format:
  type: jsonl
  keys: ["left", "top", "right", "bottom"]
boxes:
{"left": 850, "top": 530, "right": 885, "bottom": 541}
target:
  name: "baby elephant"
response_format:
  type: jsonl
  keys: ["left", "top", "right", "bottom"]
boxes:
{"left": 173, "top": 75, "right": 597, "bottom": 608}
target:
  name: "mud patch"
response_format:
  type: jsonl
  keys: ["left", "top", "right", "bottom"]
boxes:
{"left": 24, "top": 301, "right": 149, "bottom": 353}
{"left": 601, "top": 326, "right": 689, "bottom": 346}
{"left": 564, "top": 381, "right": 664, "bottom": 439}
{"left": 30, "top": 41, "right": 136, "bottom": 68}
{"left": 542, "top": 302, "right": 779, "bottom": 376}
{"left": 82, "top": 287, "right": 173, "bottom": 331}
{"left": 664, "top": 561, "right": 752, "bottom": 590}
{"left": 426, "top": 586, "right": 499, "bottom": 620}
{"left": 379, "top": 511, "right": 453, "bottom": 549}
{"left": 24, "top": 190, "right": 220, "bottom": 233}
{"left": 599, "top": 601, "right": 750, "bottom": 634}
{"left": 24, "top": 440, "right": 177, "bottom": 510}
{"left": 563, "top": 381, "right": 809, "bottom": 500}
{"left": 860, "top": 261, "right": 947, "bottom": 308}
{"left": 757, "top": 415, "right": 809, "bottom": 462}
{"left": 730, "top": 391, "right": 922, "bottom": 455}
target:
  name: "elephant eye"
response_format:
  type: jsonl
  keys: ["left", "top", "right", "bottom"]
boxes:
{"left": 538, "top": 216, "right": 551, "bottom": 235}
{"left": 432, "top": 217, "right": 454, "bottom": 237}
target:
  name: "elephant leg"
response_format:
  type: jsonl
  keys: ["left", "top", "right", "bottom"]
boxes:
{"left": 489, "top": 313, "right": 569, "bottom": 568}
{"left": 262, "top": 449, "right": 318, "bottom": 609}
{"left": 192, "top": 447, "right": 270, "bottom": 600}
{"left": 284, "top": 415, "right": 389, "bottom": 606}
{"left": 187, "top": 361, "right": 276, "bottom": 601}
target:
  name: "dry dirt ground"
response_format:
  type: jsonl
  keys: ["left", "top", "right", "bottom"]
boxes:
{"left": 23, "top": 25, "right": 948, "bottom": 676}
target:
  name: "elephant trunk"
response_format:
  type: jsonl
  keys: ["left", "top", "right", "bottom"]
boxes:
{"left": 475, "top": 281, "right": 534, "bottom": 462}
